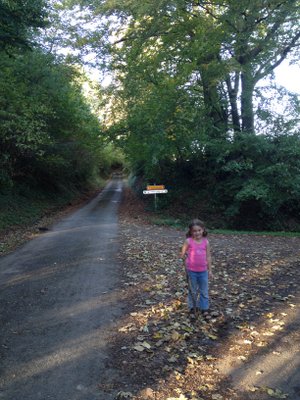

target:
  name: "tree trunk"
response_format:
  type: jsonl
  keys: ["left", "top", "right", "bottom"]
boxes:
{"left": 200, "top": 67, "right": 228, "bottom": 137}
{"left": 241, "top": 65, "right": 255, "bottom": 133}
{"left": 225, "top": 72, "right": 241, "bottom": 133}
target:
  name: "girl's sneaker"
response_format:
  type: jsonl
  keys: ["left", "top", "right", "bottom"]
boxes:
{"left": 189, "top": 308, "right": 201, "bottom": 320}
{"left": 201, "top": 310, "right": 211, "bottom": 321}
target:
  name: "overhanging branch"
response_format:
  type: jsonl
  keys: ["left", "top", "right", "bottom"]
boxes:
{"left": 255, "top": 30, "right": 300, "bottom": 81}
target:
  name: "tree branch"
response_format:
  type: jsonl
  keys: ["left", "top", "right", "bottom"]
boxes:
{"left": 255, "top": 30, "right": 300, "bottom": 81}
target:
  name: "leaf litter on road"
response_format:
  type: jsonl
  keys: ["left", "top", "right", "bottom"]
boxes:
{"left": 107, "top": 188, "right": 300, "bottom": 400}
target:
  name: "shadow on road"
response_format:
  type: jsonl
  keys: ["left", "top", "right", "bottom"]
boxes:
{"left": 0, "top": 178, "right": 125, "bottom": 400}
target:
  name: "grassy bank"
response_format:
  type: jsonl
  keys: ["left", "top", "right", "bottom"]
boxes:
{"left": 1, "top": 188, "right": 78, "bottom": 231}
{"left": 150, "top": 215, "right": 300, "bottom": 237}
{"left": 0, "top": 181, "right": 106, "bottom": 256}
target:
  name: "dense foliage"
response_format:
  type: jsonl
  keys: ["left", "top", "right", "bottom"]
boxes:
{"left": 146, "top": 132, "right": 300, "bottom": 231}
{"left": 0, "top": 0, "right": 124, "bottom": 198}
{"left": 62, "top": 0, "right": 300, "bottom": 230}
{"left": 0, "top": 0, "right": 47, "bottom": 52}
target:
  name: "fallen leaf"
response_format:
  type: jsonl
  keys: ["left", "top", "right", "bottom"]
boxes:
{"left": 248, "top": 385, "right": 259, "bottom": 392}
{"left": 171, "top": 331, "right": 182, "bottom": 342}
{"left": 116, "top": 391, "right": 133, "bottom": 399}
{"left": 166, "top": 394, "right": 188, "bottom": 400}
{"left": 133, "top": 344, "right": 145, "bottom": 352}
{"left": 266, "top": 313, "right": 274, "bottom": 318}
{"left": 207, "top": 333, "right": 218, "bottom": 340}
{"left": 168, "top": 355, "right": 178, "bottom": 363}
{"left": 212, "top": 394, "right": 223, "bottom": 400}
{"left": 264, "top": 387, "right": 288, "bottom": 398}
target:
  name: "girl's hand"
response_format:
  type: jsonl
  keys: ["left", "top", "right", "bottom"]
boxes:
{"left": 208, "top": 270, "right": 214, "bottom": 279}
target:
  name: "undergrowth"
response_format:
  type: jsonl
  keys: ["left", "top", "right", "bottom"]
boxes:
{"left": 0, "top": 183, "right": 101, "bottom": 232}
{"left": 150, "top": 216, "right": 300, "bottom": 237}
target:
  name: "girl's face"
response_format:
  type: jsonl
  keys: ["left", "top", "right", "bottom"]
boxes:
{"left": 191, "top": 225, "right": 204, "bottom": 240}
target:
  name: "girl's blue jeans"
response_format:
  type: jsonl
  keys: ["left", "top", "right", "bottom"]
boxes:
{"left": 187, "top": 270, "right": 209, "bottom": 311}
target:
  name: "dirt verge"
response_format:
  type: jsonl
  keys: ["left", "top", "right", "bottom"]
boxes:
{"left": 0, "top": 188, "right": 102, "bottom": 256}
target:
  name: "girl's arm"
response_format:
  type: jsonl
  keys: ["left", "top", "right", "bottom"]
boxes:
{"left": 179, "top": 239, "right": 189, "bottom": 260}
{"left": 206, "top": 241, "right": 213, "bottom": 278}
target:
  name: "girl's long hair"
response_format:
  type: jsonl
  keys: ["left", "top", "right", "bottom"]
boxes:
{"left": 186, "top": 219, "right": 208, "bottom": 238}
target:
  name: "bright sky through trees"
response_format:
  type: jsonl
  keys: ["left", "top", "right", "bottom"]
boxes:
{"left": 275, "top": 61, "right": 300, "bottom": 93}
{"left": 87, "top": 59, "right": 300, "bottom": 94}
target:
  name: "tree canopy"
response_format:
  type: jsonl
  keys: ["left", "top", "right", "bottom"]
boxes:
{"left": 65, "top": 0, "right": 300, "bottom": 132}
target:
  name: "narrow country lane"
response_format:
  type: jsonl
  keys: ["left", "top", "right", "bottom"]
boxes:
{"left": 0, "top": 178, "right": 125, "bottom": 400}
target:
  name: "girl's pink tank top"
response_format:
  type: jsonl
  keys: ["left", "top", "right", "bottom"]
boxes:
{"left": 186, "top": 237, "right": 208, "bottom": 272}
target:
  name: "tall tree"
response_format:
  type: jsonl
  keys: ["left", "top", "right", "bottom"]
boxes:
{"left": 215, "top": 0, "right": 300, "bottom": 133}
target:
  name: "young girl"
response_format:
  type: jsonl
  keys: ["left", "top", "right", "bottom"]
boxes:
{"left": 180, "top": 219, "right": 213, "bottom": 317}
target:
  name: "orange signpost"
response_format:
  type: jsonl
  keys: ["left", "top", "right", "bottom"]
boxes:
{"left": 147, "top": 185, "right": 165, "bottom": 190}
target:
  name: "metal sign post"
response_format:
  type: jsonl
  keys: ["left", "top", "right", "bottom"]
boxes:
{"left": 143, "top": 185, "right": 168, "bottom": 211}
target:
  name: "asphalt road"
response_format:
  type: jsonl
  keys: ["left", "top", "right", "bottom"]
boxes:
{"left": 0, "top": 178, "right": 125, "bottom": 400}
